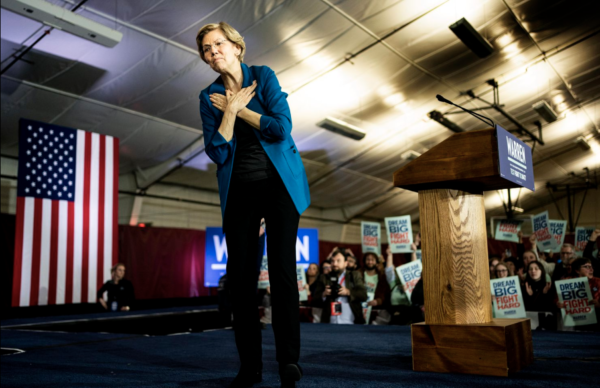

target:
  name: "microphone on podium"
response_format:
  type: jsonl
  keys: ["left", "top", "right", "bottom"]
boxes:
{"left": 436, "top": 94, "right": 495, "bottom": 128}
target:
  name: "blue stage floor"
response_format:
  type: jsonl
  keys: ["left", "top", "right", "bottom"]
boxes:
{"left": 2, "top": 311, "right": 600, "bottom": 387}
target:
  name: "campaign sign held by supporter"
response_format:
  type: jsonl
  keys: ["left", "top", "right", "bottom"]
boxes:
{"left": 575, "top": 227, "right": 594, "bottom": 258}
{"left": 556, "top": 277, "right": 597, "bottom": 326}
{"left": 296, "top": 266, "right": 307, "bottom": 302}
{"left": 494, "top": 219, "right": 523, "bottom": 243}
{"left": 532, "top": 211, "right": 554, "bottom": 251}
{"left": 361, "top": 221, "right": 381, "bottom": 254}
{"left": 490, "top": 276, "right": 526, "bottom": 319}
{"left": 258, "top": 255, "right": 270, "bottom": 289}
{"left": 385, "top": 216, "right": 413, "bottom": 253}
{"left": 396, "top": 260, "right": 422, "bottom": 300}
{"left": 549, "top": 220, "right": 567, "bottom": 249}
{"left": 362, "top": 292, "right": 375, "bottom": 325}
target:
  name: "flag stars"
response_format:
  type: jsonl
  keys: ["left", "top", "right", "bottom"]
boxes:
{"left": 32, "top": 182, "right": 36, "bottom": 187}
{"left": 53, "top": 173, "right": 57, "bottom": 178}
{"left": 32, "top": 169, "right": 36, "bottom": 174}
{"left": 26, "top": 150, "right": 31, "bottom": 155}
{"left": 32, "top": 145, "right": 37, "bottom": 150}
{"left": 70, "top": 134, "right": 74, "bottom": 138}
{"left": 50, "top": 129, "right": 53, "bottom": 134}
{"left": 68, "top": 169, "right": 73, "bottom": 174}
{"left": 59, "top": 168, "right": 63, "bottom": 172}
{"left": 32, "top": 157, "right": 36, "bottom": 162}
{"left": 60, "top": 133, "right": 64, "bottom": 137}
{"left": 27, "top": 126, "right": 32, "bottom": 130}
{"left": 26, "top": 175, "right": 30, "bottom": 180}
{"left": 53, "top": 185, "right": 57, "bottom": 190}
{"left": 27, "top": 138, "right": 31, "bottom": 143}
{"left": 68, "top": 181, "right": 72, "bottom": 186}
{"left": 68, "top": 193, "right": 72, "bottom": 198}
{"left": 69, "top": 157, "right": 73, "bottom": 162}
{"left": 63, "top": 174, "right": 67, "bottom": 179}
{"left": 47, "top": 191, "right": 51, "bottom": 196}
{"left": 37, "top": 189, "right": 40, "bottom": 194}
{"left": 58, "top": 192, "right": 62, "bottom": 197}
{"left": 37, "top": 177, "right": 41, "bottom": 181}
{"left": 33, "top": 133, "right": 38, "bottom": 138}
{"left": 63, "top": 187, "right": 67, "bottom": 191}
{"left": 39, "top": 127, "right": 43, "bottom": 132}
{"left": 43, "top": 184, "right": 46, "bottom": 188}
{"left": 25, "top": 188, "right": 29, "bottom": 193}
{"left": 59, "top": 144, "right": 63, "bottom": 149}
{"left": 26, "top": 163, "right": 31, "bottom": 167}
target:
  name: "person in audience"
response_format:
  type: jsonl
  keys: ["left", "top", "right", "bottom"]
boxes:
{"left": 346, "top": 255, "right": 358, "bottom": 272}
{"left": 312, "top": 249, "right": 367, "bottom": 324}
{"left": 320, "top": 261, "right": 332, "bottom": 276}
{"left": 494, "top": 262, "right": 513, "bottom": 279}
{"left": 382, "top": 246, "right": 415, "bottom": 325}
{"left": 570, "top": 258, "right": 600, "bottom": 306}
{"left": 504, "top": 260, "right": 517, "bottom": 277}
{"left": 522, "top": 261, "right": 554, "bottom": 313}
{"left": 359, "top": 252, "right": 390, "bottom": 320}
{"left": 304, "top": 263, "right": 319, "bottom": 297}
{"left": 553, "top": 243, "right": 576, "bottom": 281}
{"left": 556, "top": 258, "right": 600, "bottom": 331}
{"left": 97, "top": 263, "right": 135, "bottom": 312}
{"left": 582, "top": 229, "right": 600, "bottom": 273}
{"left": 489, "top": 257, "right": 500, "bottom": 279}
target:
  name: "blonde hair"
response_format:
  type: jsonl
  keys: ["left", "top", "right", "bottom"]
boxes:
{"left": 196, "top": 22, "right": 245, "bottom": 63}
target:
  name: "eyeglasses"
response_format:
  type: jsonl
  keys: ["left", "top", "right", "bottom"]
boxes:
{"left": 202, "top": 39, "right": 228, "bottom": 54}
{"left": 580, "top": 265, "right": 593, "bottom": 269}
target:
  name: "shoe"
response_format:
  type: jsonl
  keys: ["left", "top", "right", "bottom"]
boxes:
{"left": 229, "top": 370, "right": 262, "bottom": 388}
{"left": 280, "top": 364, "right": 302, "bottom": 388}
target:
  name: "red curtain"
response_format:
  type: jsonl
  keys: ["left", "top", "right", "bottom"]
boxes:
{"left": 118, "top": 225, "right": 210, "bottom": 300}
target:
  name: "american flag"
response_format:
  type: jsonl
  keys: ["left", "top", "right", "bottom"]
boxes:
{"left": 12, "top": 119, "right": 119, "bottom": 307}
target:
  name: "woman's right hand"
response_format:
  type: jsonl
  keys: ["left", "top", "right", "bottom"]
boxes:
{"left": 226, "top": 80, "right": 257, "bottom": 114}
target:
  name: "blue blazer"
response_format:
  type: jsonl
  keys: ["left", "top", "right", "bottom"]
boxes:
{"left": 199, "top": 63, "right": 311, "bottom": 221}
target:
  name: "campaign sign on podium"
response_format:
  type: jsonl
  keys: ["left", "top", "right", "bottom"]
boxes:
{"left": 496, "top": 125, "right": 535, "bottom": 191}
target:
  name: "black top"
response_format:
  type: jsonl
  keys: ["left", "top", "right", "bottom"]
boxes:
{"left": 97, "top": 279, "right": 135, "bottom": 310}
{"left": 232, "top": 118, "right": 276, "bottom": 182}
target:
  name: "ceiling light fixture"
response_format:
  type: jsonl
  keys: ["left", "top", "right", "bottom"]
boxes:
{"left": 575, "top": 136, "right": 591, "bottom": 151}
{"left": 532, "top": 100, "right": 558, "bottom": 123}
{"left": 317, "top": 117, "right": 366, "bottom": 140}
{"left": 449, "top": 18, "right": 494, "bottom": 58}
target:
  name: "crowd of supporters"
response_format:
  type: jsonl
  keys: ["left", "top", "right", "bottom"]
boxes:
{"left": 303, "top": 228, "right": 599, "bottom": 330}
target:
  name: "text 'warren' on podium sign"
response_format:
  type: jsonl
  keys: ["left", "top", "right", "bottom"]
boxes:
{"left": 496, "top": 124, "right": 535, "bottom": 191}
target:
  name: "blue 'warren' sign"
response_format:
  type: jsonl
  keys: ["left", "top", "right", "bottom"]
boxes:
{"left": 496, "top": 124, "right": 535, "bottom": 191}
{"left": 204, "top": 227, "right": 319, "bottom": 287}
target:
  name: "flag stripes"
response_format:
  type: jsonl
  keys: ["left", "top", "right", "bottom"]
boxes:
{"left": 13, "top": 124, "right": 119, "bottom": 307}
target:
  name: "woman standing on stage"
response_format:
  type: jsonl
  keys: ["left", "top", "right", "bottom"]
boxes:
{"left": 196, "top": 22, "right": 310, "bottom": 388}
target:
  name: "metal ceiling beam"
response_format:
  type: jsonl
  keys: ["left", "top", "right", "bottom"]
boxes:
{"left": 501, "top": 0, "right": 600, "bottom": 134}
{"left": 316, "top": 0, "right": 456, "bottom": 92}
{"left": 1, "top": 75, "right": 203, "bottom": 136}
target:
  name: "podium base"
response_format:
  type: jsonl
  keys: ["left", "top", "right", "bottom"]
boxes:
{"left": 411, "top": 318, "right": 533, "bottom": 377}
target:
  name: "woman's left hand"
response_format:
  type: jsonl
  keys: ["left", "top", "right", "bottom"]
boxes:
{"left": 542, "top": 282, "right": 551, "bottom": 294}
{"left": 210, "top": 93, "right": 228, "bottom": 113}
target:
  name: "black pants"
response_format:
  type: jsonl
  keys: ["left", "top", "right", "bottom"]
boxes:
{"left": 224, "top": 174, "right": 301, "bottom": 371}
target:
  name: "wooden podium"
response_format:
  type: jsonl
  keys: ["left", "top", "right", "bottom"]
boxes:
{"left": 393, "top": 128, "right": 533, "bottom": 376}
